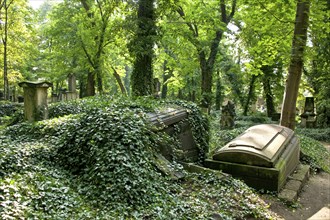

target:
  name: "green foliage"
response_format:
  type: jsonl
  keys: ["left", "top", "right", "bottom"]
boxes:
{"left": 296, "top": 128, "right": 330, "bottom": 143}
{"left": 0, "top": 102, "right": 24, "bottom": 126}
{"left": 298, "top": 135, "right": 330, "bottom": 173}
{"left": 0, "top": 102, "right": 22, "bottom": 118}
{"left": 236, "top": 115, "right": 272, "bottom": 124}
{"left": 0, "top": 96, "right": 278, "bottom": 219}
{"left": 316, "top": 99, "right": 330, "bottom": 128}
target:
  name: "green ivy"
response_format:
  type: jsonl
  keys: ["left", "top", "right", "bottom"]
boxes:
{"left": 0, "top": 96, "right": 278, "bottom": 219}
{"left": 299, "top": 135, "right": 330, "bottom": 173}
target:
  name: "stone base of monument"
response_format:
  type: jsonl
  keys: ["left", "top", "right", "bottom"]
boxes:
{"left": 205, "top": 124, "right": 301, "bottom": 193}
{"left": 278, "top": 163, "right": 310, "bottom": 203}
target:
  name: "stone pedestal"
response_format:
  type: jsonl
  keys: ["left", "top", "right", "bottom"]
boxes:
{"left": 18, "top": 81, "right": 52, "bottom": 122}
{"left": 300, "top": 97, "right": 316, "bottom": 128}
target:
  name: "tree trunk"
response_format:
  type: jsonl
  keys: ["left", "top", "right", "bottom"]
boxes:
{"left": 112, "top": 67, "right": 127, "bottom": 95}
{"left": 243, "top": 74, "right": 257, "bottom": 116}
{"left": 124, "top": 65, "right": 131, "bottom": 95}
{"left": 161, "top": 60, "right": 173, "bottom": 99}
{"left": 215, "top": 71, "right": 222, "bottom": 111}
{"left": 3, "top": 1, "right": 10, "bottom": 100}
{"left": 261, "top": 66, "right": 276, "bottom": 117}
{"left": 280, "top": 0, "right": 310, "bottom": 130}
{"left": 131, "top": 0, "right": 156, "bottom": 96}
{"left": 96, "top": 68, "right": 103, "bottom": 94}
{"left": 86, "top": 72, "right": 95, "bottom": 97}
{"left": 200, "top": 60, "right": 213, "bottom": 111}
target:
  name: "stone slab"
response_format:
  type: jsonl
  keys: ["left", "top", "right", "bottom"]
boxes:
{"left": 278, "top": 189, "right": 297, "bottom": 203}
{"left": 291, "top": 164, "right": 310, "bottom": 182}
{"left": 308, "top": 206, "right": 330, "bottom": 220}
{"left": 285, "top": 179, "right": 302, "bottom": 192}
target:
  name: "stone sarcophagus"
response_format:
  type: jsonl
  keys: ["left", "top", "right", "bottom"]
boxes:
{"left": 148, "top": 108, "right": 204, "bottom": 163}
{"left": 205, "top": 124, "right": 300, "bottom": 192}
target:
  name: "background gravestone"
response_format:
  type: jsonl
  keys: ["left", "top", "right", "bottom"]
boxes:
{"left": 300, "top": 97, "right": 316, "bottom": 128}
{"left": 18, "top": 81, "right": 52, "bottom": 122}
{"left": 220, "top": 101, "right": 236, "bottom": 129}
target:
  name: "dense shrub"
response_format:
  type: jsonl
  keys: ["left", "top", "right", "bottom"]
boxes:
{"left": 0, "top": 101, "right": 22, "bottom": 117}
{"left": 0, "top": 102, "right": 23, "bottom": 125}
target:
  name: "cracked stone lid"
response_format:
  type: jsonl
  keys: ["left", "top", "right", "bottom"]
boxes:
{"left": 213, "top": 124, "right": 295, "bottom": 168}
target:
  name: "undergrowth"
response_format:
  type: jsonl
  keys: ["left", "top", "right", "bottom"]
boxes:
{"left": 299, "top": 135, "right": 330, "bottom": 173}
{"left": 0, "top": 96, "right": 278, "bottom": 219}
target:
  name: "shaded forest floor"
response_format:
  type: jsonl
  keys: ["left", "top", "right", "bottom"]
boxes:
{"left": 262, "top": 142, "right": 330, "bottom": 220}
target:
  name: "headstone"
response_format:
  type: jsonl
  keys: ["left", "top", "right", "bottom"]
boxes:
{"left": 51, "top": 93, "right": 58, "bottom": 103}
{"left": 58, "top": 74, "right": 78, "bottom": 101}
{"left": 300, "top": 97, "right": 316, "bottom": 128}
{"left": 220, "top": 101, "right": 236, "bottom": 129}
{"left": 18, "top": 81, "right": 52, "bottom": 122}
{"left": 68, "top": 74, "right": 77, "bottom": 92}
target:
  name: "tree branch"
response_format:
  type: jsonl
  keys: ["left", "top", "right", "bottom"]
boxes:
{"left": 79, "top": 36, "right": 95, "bottom": 67}
{"left": 176, "top": 6, "right": 198, "bottom": 37}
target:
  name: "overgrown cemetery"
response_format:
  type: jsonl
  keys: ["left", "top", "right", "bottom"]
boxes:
{"left": 0, "top": 0, "right": 329, "bottom": 219}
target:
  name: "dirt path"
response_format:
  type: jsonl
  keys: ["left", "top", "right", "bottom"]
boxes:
{"left": 262, "top": 142, "right": 330, "bottom": 220}
{"left": 263, "top": 172, "right": 330, "bottom": 220}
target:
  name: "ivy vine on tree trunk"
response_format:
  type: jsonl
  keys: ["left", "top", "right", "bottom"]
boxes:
{"left": 131, "top": 0, "right": 156, "bottom": 97}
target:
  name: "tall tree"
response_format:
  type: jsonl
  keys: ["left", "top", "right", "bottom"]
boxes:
{"left": 280, "top": 0, "right": 311, "bottom": 130}
{"left": 177, "top": 0, "right": 236, "bottom": 111}
{"left": 236, "top": 0, "right": 296, "bottom": 116}
{"left": 0, "top": 0, "right": 34, "bottom": 99}
{"left": 38, "top": 0, "right": 127, "bottom": 97}
{"left": 130, "top": 0, "right": 156, "bottom": 96}
{"left": 1, "top": 0, "right": 13, "bottom": 100}
{"left": 163, "top": 0, "right": 236, "bottom": 111}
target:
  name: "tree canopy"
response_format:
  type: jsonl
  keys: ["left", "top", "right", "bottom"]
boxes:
{"left": 0, "top": 0, "right": 328, "bottom": 126}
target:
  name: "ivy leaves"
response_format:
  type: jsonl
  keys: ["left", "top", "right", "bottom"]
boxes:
{"left": 1, "top": 96, "right": 279, "bottom": 219}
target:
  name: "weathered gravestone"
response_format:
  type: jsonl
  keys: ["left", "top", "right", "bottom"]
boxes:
{"left": 220, "top": 101, "right": 236, "bottom": 129}
{"left": 204, "top": 124, "right": 301, "bottom": 192}
{"left": 148, "top": 107, "right": 205, "bottom": 163}
{"left": 300, "top": 97, "right": 316, "bottom": 128}
{"left": 65, "top": 74, "right": 78, "bottom": 101}
{"left": 18, "top": 81, "right": 52, "bottom": 122}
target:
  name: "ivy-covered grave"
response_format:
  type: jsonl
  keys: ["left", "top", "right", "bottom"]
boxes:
{"left": 0, "top": 96, "right": 279, "bottom": 219}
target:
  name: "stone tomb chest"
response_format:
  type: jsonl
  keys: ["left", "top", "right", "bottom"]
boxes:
{"left": 147, "top": 108, "right": 203, "bottom": 163}
{"left": 205, "top": 124, "right": 300, "bottom": 192}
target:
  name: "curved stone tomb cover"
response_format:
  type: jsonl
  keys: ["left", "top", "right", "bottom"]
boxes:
{"left": 213, "top": 124, "right": 295, "bottom": 167}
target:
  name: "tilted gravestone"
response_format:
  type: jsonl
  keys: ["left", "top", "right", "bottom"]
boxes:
{"left": 148, "top": 108, "right": 203, "bottom": 163}
{"left": 18, "top": 81, "right": 52, "bottom": 122}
